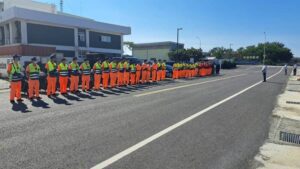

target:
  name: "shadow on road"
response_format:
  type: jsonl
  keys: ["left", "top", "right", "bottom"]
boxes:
{"left": 89, "top": 91, "right": 107, "bottom": 97}
{"left": 49, "top": 97, "right": 72, "bottom": 105}
{"left": 61, "top": 94, "right": 83, "bottom": 101}
{"left": 12, "top": 102, "right": 31, "bottom": 113}
{"left": 75, "top": 92, "right": 96, "bottom": 100}
{"left": 31, "top": 99, "right": 50, "bottom": 109}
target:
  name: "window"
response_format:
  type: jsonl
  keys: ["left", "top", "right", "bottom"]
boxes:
{"left": 100, "top": 35, "right": 111, "bottom": 43}
{"left": 78, "top": 32, "right": 85, "bottom": 42}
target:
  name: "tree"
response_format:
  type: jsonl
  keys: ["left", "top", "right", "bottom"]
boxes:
{"left": 168, "top": 48, "right": 204, "bottom": 62}
{"left": 209, "top": 47, "right": 226, "bottom": 59}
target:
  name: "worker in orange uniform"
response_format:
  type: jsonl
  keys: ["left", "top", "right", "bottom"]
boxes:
{"left": 135, "top": 63, "right": 141, "bottom": 84}
{"left": 141, "top": 60, "right": 148, "bottom": 84}
{"left": 146, "top": 61, "right": 151, "bottom": 83}
{"left": 123, "top": 59, "right": 130, "bottom": 85}
{"left": 7, "top": 55, "right": 23, "bottom": 103}
{"left": 80, "top": 59, "right": 91, "bottom": 92}
{"left": 101, "top": 58, "right": 110, "bottom": 89}
{"left": 69, "top": 57, "right": 80, "bottom": 93}
{"left": 172, "top": 62, "right": 178, "bottom": 79}
{"left": 117, "top": 59, "right": 124, "bottom": 86}
{"left": 161, "top": 60, "right": 167, "bottom": 80}
{"left": 109, "top": 59, "right": 117, "bottom": 88}
{"left": 152, "top": 60, "right": 158, "bottom": 82}
{"left": 130, "top": 62, "right": 136, "bottom": 85}
{"left": 156, "top": 59, "right": 162, "bottom": 81}
{"left": 57, "top": 58, "right": 69, "bottom": 95}
{"left": 93, "top": 58, "right": 102, "bottom": 91}
{"left": 45, "top": 54, "right": 57, "bottom": 97}
{"left": 26, "top": 57, "right": 41, "bottom": 101}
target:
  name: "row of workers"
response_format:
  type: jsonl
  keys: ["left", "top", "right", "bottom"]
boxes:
{"left": 172, "top": 62, "right": 214, "bottom": 79}
{"left": 7, "top": 55, "right": 168, "bottom": 103}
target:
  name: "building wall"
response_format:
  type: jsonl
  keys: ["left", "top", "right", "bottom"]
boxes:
{"left": 133, "top": 48, "right": 171, "bottom": 61}
{"left": 3, "top": 0, "right": 56, "bottom": 13}
{"left": 27, "top": 23, "right": 75, "bottom": 46}
{"left": 89, "top": 31, "right": 121, "bottom": 50}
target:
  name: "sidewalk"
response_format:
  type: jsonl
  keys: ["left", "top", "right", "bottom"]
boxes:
{"left": 250, "top": 70, "right": 300, "bottom": 169}
{"left": 0, "top": 79, "right": 10, "bottom": 90}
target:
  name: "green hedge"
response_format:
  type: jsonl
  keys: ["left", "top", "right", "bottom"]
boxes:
{"left": 222, "top": 60, "right": 237, "bottom": 69}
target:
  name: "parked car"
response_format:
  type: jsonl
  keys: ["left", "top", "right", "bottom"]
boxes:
{"left": 166, "top": 65, "right": 173, "bottom": 78}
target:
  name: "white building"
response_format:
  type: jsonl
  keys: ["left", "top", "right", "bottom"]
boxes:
{"left": 0, "top": 0, "right": 131, "bottom": 58}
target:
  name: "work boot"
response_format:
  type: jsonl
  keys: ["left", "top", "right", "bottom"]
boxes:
{"left": 17, "top": 99, "right": 24, "bottom": 102}
{"left": 36, "top": 97, "right": 42, "bottom": 100}
{"left": 10, "top": 100, "right": 15, "bottom": 104}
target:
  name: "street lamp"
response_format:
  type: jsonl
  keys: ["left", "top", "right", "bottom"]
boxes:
{"left": 263, "top": 32, "right": 267, "bottom": 65}
{"left": 177, "top": 28, "right": 183, "bottom": 59}
{"left": 229, "top": 43, "right": 233, "bottom": 58}
{"left": 196, "top": 36, "right": 201, "bottom": 49}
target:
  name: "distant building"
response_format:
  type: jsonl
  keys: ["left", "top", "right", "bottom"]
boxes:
{"left": 0, "top": 0, "right": 131, "bottom": 59}
{"left": 132, "top": 41, "right": 184, "bottom": 61}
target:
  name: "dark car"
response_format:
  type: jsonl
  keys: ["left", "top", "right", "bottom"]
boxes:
{"left": 166, "top": 65, "right": 173, "bottom": 78}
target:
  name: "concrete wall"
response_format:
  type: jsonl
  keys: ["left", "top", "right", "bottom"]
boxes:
{"left": 89, "top": 31, "right": 121, "bottom": 50}
{"left": 133, "top": 48, "right": 171, "bottom": 61}
{"left": 3, "top": 0, "right": 56, "bottom": 13}
{"left": 27, "top": 23, "right": 75, "bottom": 46}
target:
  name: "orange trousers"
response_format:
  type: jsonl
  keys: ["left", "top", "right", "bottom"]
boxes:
{"left": 110, "top": 72, "right": 117, "bottom": 88}
{"left": 173, "top": 70, "right": 178, "bottom": 79}
{"left": 94, "top": 74, "right": 101, "bottom": 90}
{"left": 117, "top": 72, "right": 123, "bottom": 86}
{"left": 162, "top": 70, "right": 166, "bottom": 80}
{"left": 59, "top": 77, "right": 68, "bottom": 94}
{"left": 147, "top": 71, "right": 151, "bottom": 82}
{"left": 157, "top": 71, "right": 162, "bottom": 81}
{"left": 152, "top": 70, "right": 157, "bottom": 82}
{"left": 142, "top": 71, "right": 147, "bottom": 83}
{"left": 124, "top": 72, "right": 130, "bottom": 85}
{"left": 28, "top": 79, "right": 40, "bottom": 98}
{"left": 130, "top": 73, "right": 136, "bottom": 85}
{"left": 200, "top": 69, "right": 206, "bottom": 77}
{"left": 10, "top": 81, "right": 21, "bottom": 101}
{"left": 102, "top": 73, "right": 109, "bottom": 89}
{"left": 81, "top": 75, "right": 90, "bottom": 91}
{"left": 136, "top": 72, "right": 141, "bottom": 84}
{"left": 47, "top": 76, "right": 57, "bottom": 96}
{"left": 70, "top": 75, "right": 79, "bottom": 92}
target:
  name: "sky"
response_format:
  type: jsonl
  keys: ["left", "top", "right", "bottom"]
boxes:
{"left": 38, "top": 0, "right": 300, "bottom": 57}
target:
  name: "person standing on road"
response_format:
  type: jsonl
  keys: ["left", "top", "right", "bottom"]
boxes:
{"left": 57, "top": 58, "right": 69, "bottom": 95}
{"left": 123, "top": 59, "right": 130, "bottom": 85}
{"left": 262, "top": 65, "right": 267, "bottom": 82}
{"left": 152, "top": 60, "right": 158, "bottom": 82}
{"left": 93, "top": 58, "right": 102, "bottom": 91}
{"left": 45, "top": 54, "right": 57, "bottom": 97}
{"left": 117, "top": 59, "right": 124, "bottom": 86}
{"left": 101, "top": 58, "right": 110, "bottom": 89}
{"left": 7, "top": 55, "right": 23, "bottom": 103}
{"left": 135, "top": 63, "right": 141, "bottom": 84}
{"left": 156, "top": 59, "right": 162, "bottom": 81}
{"left": 26, "top": 57, "right": 41, "bottom": 101}
{"left": 293, "top": 63, "right": 297, "bottom": 76}
{"left": 129, "top": 62, "right": 136, "bottom": 85}
{"left": 109, "top": 59, "right": 117, "bottom": 88}
{"left": 284, "top": 64, "right": 288, "bottom": 75}
{"left": 141, "top": 60, "right": 148, "bottom": 84}
{"left": 146, "top": 61, "right": 151, "bottom": 83}
{"left": 69, "top": 57, "right": 80, "bottom": 93}
{"left": 80, "top": 59, "right": 91, "bottom": 92}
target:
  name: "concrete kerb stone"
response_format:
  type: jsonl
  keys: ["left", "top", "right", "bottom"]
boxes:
{"left": 249, "top": 70, "right": 300, "bottom": 169}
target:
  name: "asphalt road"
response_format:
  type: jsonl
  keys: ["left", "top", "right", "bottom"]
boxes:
{"left": 0, "top": 65, "right": 289, "bottom": 169}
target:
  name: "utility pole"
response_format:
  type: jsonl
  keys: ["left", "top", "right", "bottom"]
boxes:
{"left": 229, "top": 43, "right": 233, "bottom": 58}
{"left": 60, "top": 0, "right": 63, "bottom": 12}
{"left": 177, "top": 28, "right": 183, "bottom": 60}
{"left": 196, "top": 36, "right": 201, "bottom": 49}
{"left": 263, "top": 32, "right": 267, "bottom": 65}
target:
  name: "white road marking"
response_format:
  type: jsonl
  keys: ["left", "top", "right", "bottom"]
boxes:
{"left": 91, "top": 68, "right": 282, "bottom": 169}
{"left": 134, "top": 74, "right": 246, "bottom": 97}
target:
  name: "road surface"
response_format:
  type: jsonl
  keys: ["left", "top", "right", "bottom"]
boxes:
{"left": 0, "top": 65, "right": 288, "bottom": 169}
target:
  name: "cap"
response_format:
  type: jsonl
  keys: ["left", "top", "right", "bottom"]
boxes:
{"left": 73, "top": 57, "right": 78, "bottom": 61}
{"left": 31, "top": 57, "right": 37, "bottom": 61}
{"left": 84, "top": 58, "right": 89, "bottom": 61}
{"left": 61, "top": 58, "right": 66, "bottom": 61}
{"left": 13, "top": 54, "right": 21, "bottom": 59}
{"left": 50, "top": 53, "right": 56, "bottom": 59}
